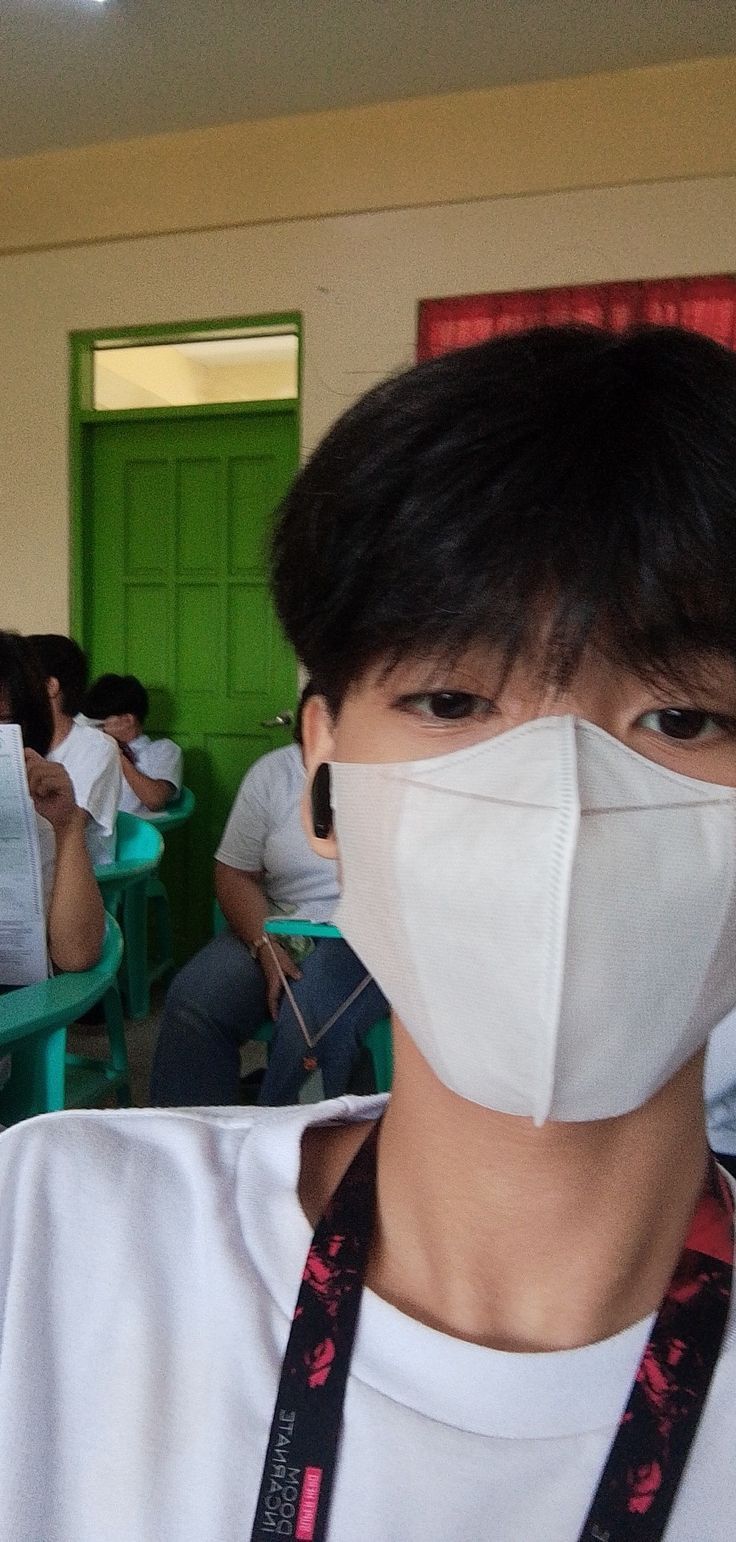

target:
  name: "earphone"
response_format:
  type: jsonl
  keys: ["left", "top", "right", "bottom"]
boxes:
{"left": 310, "top": 762, "right": 333, "bottom": 839}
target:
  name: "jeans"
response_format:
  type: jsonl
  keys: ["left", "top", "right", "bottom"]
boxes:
{"left": 149, "top": 931, "right": 387, "bottom": 1107}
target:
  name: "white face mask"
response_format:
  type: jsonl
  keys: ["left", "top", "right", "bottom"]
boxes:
{"left": 331, "top": 716, "right": 736, "bottom": 1124}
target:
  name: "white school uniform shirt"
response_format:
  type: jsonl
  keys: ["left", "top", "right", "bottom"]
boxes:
{"left": 119, "top": 733, "right": 183, "bottom": 817}
{"left": 216, "top": 742, "right": 339, "bottom": 922}
{"left": 36, "top": 811, "right": 55, "bottom": 914}
{"left": 47, "top": 720, "right": 121, "bottom": 866}
{"left": 0, "top": 814, "right": 55, "bottom": 1084}
{"left": 0, "top": 1095, "right": 734, "bottom": 1542}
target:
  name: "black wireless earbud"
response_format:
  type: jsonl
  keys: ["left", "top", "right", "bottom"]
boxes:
{"left": 310, "top": 762, "right": 333, "bottom": 839}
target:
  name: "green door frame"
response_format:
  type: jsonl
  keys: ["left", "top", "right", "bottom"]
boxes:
{"left": 69, "top": 310, "right": 302, "bottom": 645}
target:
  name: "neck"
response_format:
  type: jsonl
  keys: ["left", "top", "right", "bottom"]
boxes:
{"left": 367, "top": 1026, "right": 708, "bottom": 1352}
{"left": 50, "top": 707, "right": 73, "bottom": 750}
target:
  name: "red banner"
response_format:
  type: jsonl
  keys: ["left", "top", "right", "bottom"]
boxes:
{"left": 417, "top": 276, "right": 736, "bottom": 359}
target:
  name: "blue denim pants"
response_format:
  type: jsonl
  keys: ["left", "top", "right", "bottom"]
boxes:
{"left": 149, "top": 931, "right": 387, "bottom": 1107}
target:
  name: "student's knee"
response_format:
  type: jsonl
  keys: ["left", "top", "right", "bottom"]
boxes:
{"left": 163, "top": 933, "right": 265, "bottom": 1036}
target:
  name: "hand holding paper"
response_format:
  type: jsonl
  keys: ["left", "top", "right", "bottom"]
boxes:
{"left": 24, "top": 750, "right": 79, "bottom": 835}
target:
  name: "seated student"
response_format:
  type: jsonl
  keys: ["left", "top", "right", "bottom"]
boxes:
{"left": 0, "top": 631, "right": 104, "bottom": 976}
{"left": 150, "top": 683, "right": 387, "bottom": 1107}
{"left": 25, "top": 634, "right": 121, "bottom": 866}
{"left": 83, "top": 673, "right": 183, "bottom": 816}
{"left": 4, "top": 326, "right": 736, "bottom": 1539}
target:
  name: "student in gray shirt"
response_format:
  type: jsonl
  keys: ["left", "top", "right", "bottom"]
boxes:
{"left": 150, "top": 686, "right": 387, "bottom": 1107}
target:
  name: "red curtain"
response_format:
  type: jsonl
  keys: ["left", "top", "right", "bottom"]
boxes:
{"left": 417, "top": 275, "right": 736, "bottom": 360}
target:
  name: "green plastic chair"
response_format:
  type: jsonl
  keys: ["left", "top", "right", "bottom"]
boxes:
{"left": 94, "top": 812, "right": 164, "bottom": 1020}
{"left": 146, "top": 785, "right": 196, "bottom": 831}
{"left": 264, "top": 917, "right": 393, "bottom": 1093}
{"left": 0, "top": 915, "right": 128, "bottom": 1126}
{"left": 145, "top": 787, "right": 196, "bottom": 991}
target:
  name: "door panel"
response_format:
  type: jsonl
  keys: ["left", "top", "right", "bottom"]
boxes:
{"left": 86, "top": 409, "right": 299, "bottom": 961}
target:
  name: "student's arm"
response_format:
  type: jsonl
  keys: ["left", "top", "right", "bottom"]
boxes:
{"left": 215, "top": 861, "right": 301, "bottom": 1020}
{"left": 25, "top": 751, "right": 105, "bottom": 972}
{"left": 118, "top": 753, "right": 174, "bottom": 812}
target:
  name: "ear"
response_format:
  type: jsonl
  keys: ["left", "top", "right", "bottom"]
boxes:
{"left": 46, "top": 675, "right": 61, "bottom": 702}
{"left": 300, "top": 692, "right": 338, "bottom": 860}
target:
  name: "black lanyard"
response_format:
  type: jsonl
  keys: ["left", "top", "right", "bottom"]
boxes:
{"left": 249, "top": 1125, "right": 733, "bottom": 1542}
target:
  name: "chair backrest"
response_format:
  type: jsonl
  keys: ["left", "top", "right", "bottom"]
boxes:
{"left": 263, "top": 918, "right": 341, "bottom": 939}
{"left": 0, "top": 916, "right": 124, "bottom": 1124}
{"left": 94, "top": 812, "right": 164, "bottom": 888}
{"left": 147, "top": 785, "right": 196, "bottom": 830}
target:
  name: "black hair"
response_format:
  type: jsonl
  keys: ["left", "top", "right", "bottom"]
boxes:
{"left": 271, "top": 325, "right": 736, "bottom": 708}
{"left": 84, "top": 672, "right": 149, "bottom": 725}
{"left": 0, "top": 631, "right": 53, "bottom": 754}
{"left": 26, "top": 634, "right": 88, "bottom": 718}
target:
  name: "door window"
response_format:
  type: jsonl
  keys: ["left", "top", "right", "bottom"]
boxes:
{"left": 93, "top": 333, "right": 299, "bottom": 410}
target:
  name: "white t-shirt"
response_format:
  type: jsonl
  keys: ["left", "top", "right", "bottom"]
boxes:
{"left": 0, "top": 1096, "right": 733, "bottom": 1542}
{"left": 47, "top": 721, "right": 121, "bottom": 866}
{"left": 36, "top": 811, "right": 55, "bottom": 917}
{"left": 216, "top": 742, "right": 339, "bottom": 922}
{"left": 119, "top": 733, "right": 184, "bottom": 817}
{"left": 0, "top": 815, "right": 55, "bottom": 1082}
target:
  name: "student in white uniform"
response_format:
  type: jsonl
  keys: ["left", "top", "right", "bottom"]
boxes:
{"left": 83, "top": 673, "right": 183, "bottom": 817}
{"left": 25, "top": 635, "right": 121, "bottom": 866}
{"left": 3, "top": 326, "right": 736, "bottom": 1541}
{"left": 0, "top": 630, "right": 104, "bottom": 976}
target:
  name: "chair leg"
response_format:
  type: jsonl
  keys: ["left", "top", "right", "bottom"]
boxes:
{"left": 365, "top": 1017, "right": 393, "bottom": 1094}
{"left": 121, "top": 879, "right": 150, "bottom": 1020}
{"left": 0, "top": 1025, "right": 69, "bottom": 1125}
{"left": 147, "top": 877, "right": 175, "bottom": 988}
{"left": 43, "top": 1024, "right": 69, "bottom": 1112}
{"left": 103, "top": 985, "right": 131, "bottom": 1104}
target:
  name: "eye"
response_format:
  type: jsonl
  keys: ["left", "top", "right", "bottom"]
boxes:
{"left": 638, "top": 708, "right": 736, "bottom": 742}
{"left": 397, "top": 691, "right": 497, "bottom": 722}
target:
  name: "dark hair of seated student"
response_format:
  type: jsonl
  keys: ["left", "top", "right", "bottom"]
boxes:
{"left": 83, "top": 672, "right": 149, "bottom": 726}
{"left": 25, "top": 634, "right": 88, "bottom": 719}
{"left": 272, "top": 324, "right": 736, "bottom": 709}
{"left": 0, "top": 630, "right": 53, "bottom": 754}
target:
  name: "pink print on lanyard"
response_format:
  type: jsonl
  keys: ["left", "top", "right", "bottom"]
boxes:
{"left": 295, "top": 1468, "right": 323, "bottom": 1540}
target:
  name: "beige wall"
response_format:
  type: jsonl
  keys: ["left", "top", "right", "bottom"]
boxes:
{"left": 1, "top": 54, "right": 734, "bottom": 632}
{"left": 3, "top": 171, "right": 736, "bottom": 633}
{"left": 1, "top": 56, "right": 734, "bottom": 253}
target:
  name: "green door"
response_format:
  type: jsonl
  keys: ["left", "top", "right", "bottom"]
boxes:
{"left": 84, "top": 407, "right": 299, "bottom": 961}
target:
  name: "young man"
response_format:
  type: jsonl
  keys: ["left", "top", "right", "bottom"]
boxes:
{"left": 25, "top": 634, "right": 121, "bottom": 866}
{"left": 83, "top": 672, "right": 183, "bottom": 816}
{"left": 3, "top": 325, "right": 736, "bottom": 1540}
